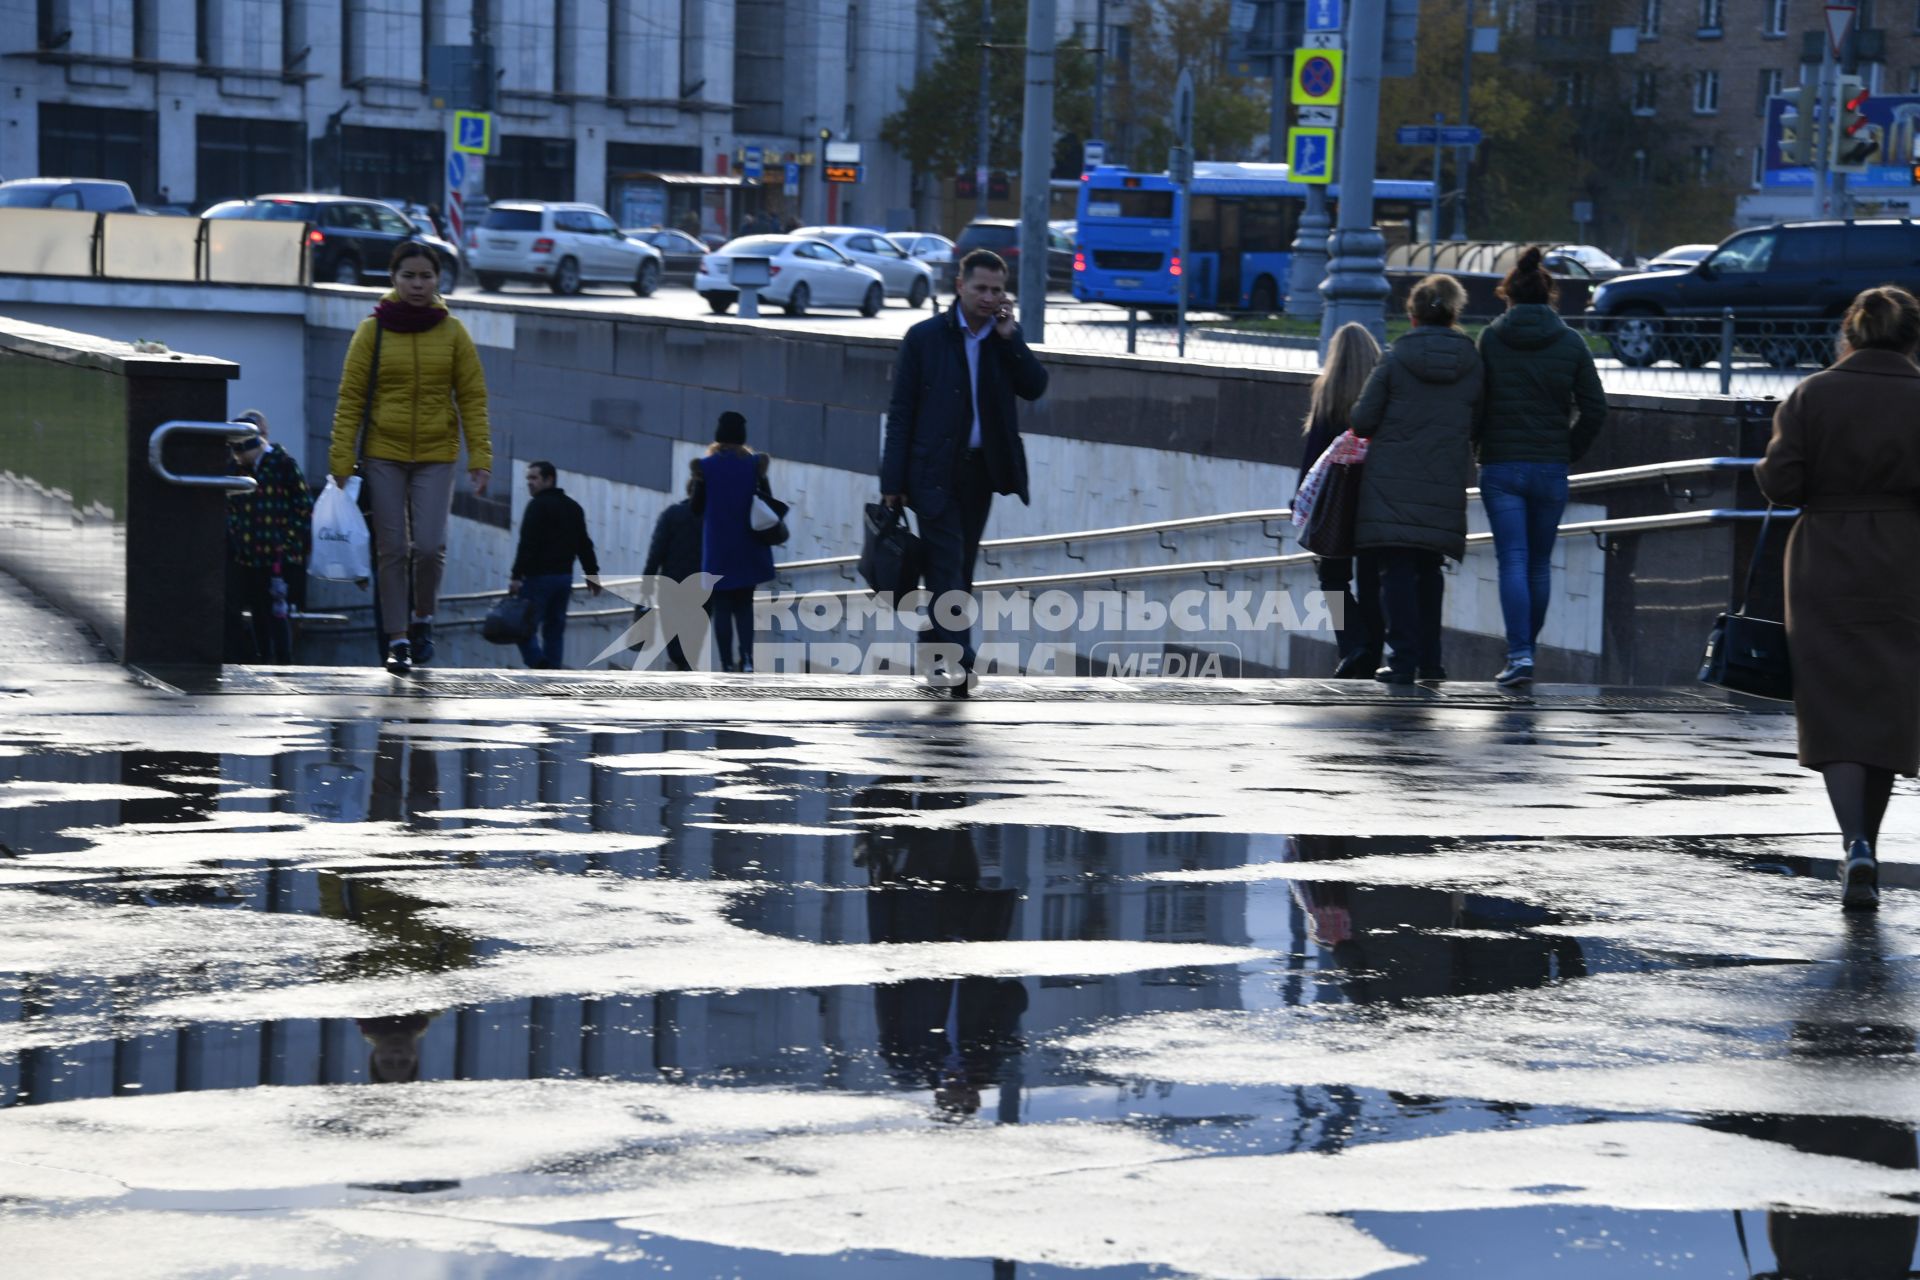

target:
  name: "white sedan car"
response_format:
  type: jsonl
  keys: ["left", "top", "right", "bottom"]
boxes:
{"left": 789, "top": 226, "right": 936, "bottom": 307}
{"left": 695, "top": 235, "right": 888, "bottom": 317}
{"left": 888, "top": 231, "right": 955, "bottom": 295}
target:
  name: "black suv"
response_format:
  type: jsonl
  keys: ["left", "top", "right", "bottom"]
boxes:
{"left": 1587, "top": 219, "right": 1920, "bottom": 368}
{"left": 954, "top": 219, "right": 1075, "bottom": 291}
{"left": 202, "top": 194, "right": 462, "bottom": 292}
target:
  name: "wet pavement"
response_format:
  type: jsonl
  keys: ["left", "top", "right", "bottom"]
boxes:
{"left": 0, "top": 656, "right": 1916, "bottom": 1279}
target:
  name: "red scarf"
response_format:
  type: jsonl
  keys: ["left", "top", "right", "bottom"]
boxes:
{"left": 373, "top": 300, "right": 447, "bottom": 333}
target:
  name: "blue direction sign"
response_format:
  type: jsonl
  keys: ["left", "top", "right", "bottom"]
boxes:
{"left": 1287, "top": 127, "right": 1335, "bottom": 184}
{"left": 1396, "top": 125, "right": 1483, "bottom": 146}
{"left": 1307, "top": 0, "right": 1344, "bottom": 31}
{"left": 743, "top": 145, "right": 764, "bottom": 182}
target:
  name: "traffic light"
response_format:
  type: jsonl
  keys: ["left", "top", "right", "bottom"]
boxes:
{"left": 1780, "top": 83, "right": 1816, "bottom": 167}
{"left": 1831, "top": 76, "right": 1875, "bottom": 173}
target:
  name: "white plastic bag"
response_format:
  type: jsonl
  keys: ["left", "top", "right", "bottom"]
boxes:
{"left": 750, "top": 493, "right": 781, "bottom": 531}
{"left": 310, "top": 476, "right": 371, "bottom": 583}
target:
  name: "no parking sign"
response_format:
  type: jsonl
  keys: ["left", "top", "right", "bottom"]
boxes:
{"left": 1291, "top": 49, "right": 1344, "bottom": 107}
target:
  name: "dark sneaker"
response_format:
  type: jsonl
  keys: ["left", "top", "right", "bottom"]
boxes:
{"left": 384, "top": 640, "right": 412, "bottom": 676}
{"left": 1415, "top": 666, "right": 1448, "bottom": 683}
{"left": 1495, "top": 661, "right": 1535, "bottom": 687}
{"left": 1333, "top": 651, "right": 1378, "bottom": 679}
{"left": 1841, "top": 839, "right": 1879, "bottom": 911}
{"left": 1374, "top": 666, "right": 1416, "bottom": 685}
{"left": 410, "top": 621, "right": 435, "bottom": 665}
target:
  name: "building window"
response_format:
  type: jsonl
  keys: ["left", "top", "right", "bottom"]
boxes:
{"left": 1634, "top": 68, "right": 1660, "bottom": 113}
{"left": 1559, "top": 71, "right": 1591, "bottom": 105}
{"left": 1695, "top": 143, "right": 1715, "bottom": 181}
{"left": 1633, "top": 148, "right": 1651, "bottom": 182}
{"left": 1639, "top": 0, "right": 1662, "bottom": 34}
{"left": 1537, "top": 1, "right": 1596, "bottom": 37}
{"left": 1698, "top": 0, "right": 1724, "bottom": 31}
{"left": 553, "top": 0, "right": 568, "bottom": 94}
{"left": 1112, "top": 23, "right": 1132, "bottom": 72}
{"left": 1752, "top": 147, "right": 1765, "bottom": 185}
{"left": 1765, "top": 0, "right": 1788, "bottom": 35}
{"left": 847, "top": 2, "right": 858, "bottom": 74}
{"left": 340, "top": 0, "right": 355, "bottom": 84}
{"left": 1913, "top": 0, "right": 1920, "bottom": 31}
{"left": 1757, "top": 67, "right": 1782, "bottom": 113}
{"left": 1908, "top": 66, "right": 1920, "bottom": 92}
{"left": 1860, "top": 0, "right": 1876, "bottom": 24}
{"left": 1694, "top": 68, "right": 1721, "bottom": 112}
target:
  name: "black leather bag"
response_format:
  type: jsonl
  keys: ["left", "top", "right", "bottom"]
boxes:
{"left": 1300, "top": 458, "right": 1363, "bottom": 559}
{"left": 482, "top": 594, "right": 539, "bottom": 645}
{"left": 859, "top": 501, "right": 925, "bottom": 596}
{"left": 1699, "top": 506, "right": 1792, "bottom": 701}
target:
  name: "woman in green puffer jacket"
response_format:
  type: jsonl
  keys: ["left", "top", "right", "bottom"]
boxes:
{"left": 1474, "top": 247, "right": 1608, "bottom": 688}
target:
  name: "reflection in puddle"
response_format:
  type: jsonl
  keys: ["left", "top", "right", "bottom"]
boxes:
{"left": 0, "top": 710, "right": 1914, "bottom": 1277}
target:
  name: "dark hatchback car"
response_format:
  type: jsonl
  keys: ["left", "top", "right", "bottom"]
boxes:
{"left": 954, "top": 219, "right": 1075, "bottom": 292}
{"left": 202, "top": 194, "right": 462, "bottom": 293}
{"left": 1587, "top": 219, "right": 1920, "bottom": 367}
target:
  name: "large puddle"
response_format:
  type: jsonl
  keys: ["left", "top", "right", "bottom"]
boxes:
{"left": 0, "top": 707, "right": 1915, "bottom": 1278}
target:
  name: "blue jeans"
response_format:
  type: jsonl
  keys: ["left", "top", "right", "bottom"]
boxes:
{"left": 516, "top": 573, "right": 574, "bottom": 669}
{"left": 1479, "top": 461, "right": 1569, "bottom": 664}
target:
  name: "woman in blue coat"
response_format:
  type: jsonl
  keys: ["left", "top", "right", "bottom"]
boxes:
{"left": 689, "top": 411, "right": 776, "bottom": 672}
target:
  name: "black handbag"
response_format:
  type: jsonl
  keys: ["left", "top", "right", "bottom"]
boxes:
{"left": 1300, "top": 457, "right": 1363, "bottom": 559}
{"left": 1699, "top": 505, "right": 1792, "bottom": 701}
{"left": 859, "top": 501, "right": 925, "bottom": 596}
{"left": 482, "top": 594, "right": 538, "bottom": 645}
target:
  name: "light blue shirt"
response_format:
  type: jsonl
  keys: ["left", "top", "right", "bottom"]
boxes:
{"left": 960, "top": 309, "right": 992, "bottom": 449}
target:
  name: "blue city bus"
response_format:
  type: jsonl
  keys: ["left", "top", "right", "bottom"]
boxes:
{"left": 1072, "top": 162, "right": 1435, "bottom": 311}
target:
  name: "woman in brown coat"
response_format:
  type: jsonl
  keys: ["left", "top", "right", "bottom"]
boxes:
{"left": 1754, "top": 285, "right": 1920, "bottom": 910}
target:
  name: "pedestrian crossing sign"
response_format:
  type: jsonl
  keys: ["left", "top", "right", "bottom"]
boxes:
{"left": 452, "top": 111, "right": 493, "bottom": 156}
{"left": 1288, "top": 128, "right": 1336, "bottom": 184}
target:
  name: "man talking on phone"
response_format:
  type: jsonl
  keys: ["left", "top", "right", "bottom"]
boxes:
{"left": 881, "top": 249, "right": 1050, "bottom": 696}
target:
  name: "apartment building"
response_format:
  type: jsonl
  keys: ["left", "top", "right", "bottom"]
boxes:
{"left": 2, "top": 0, "right": 926, "bottom": 234}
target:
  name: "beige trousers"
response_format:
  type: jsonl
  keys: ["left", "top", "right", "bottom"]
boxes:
{"left": 362, "top": 459, "right": 456, "bottom": 636}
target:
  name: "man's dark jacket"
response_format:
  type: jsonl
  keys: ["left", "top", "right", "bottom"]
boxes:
{"left": 512, "top": 487, "right": 600, "bottom": 579}
{"left": 1475, "top": 302, "right": 1608, "bottom": 464}
{"left": 881, "top": 303, "right": 1049, "bottom": 519}
{"left": 643, "top": 498, "right": 702, "bottom": 582}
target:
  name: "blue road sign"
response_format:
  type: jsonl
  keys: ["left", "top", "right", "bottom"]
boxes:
{"left": 446, "top": 152, "right": 467, "bottom": 191}
{"left": 1397, "top": 125, "right": 1483, "bottom": 147}
{"left": 1288, "top": 128, "right": 1335, "bottom": 183}
{"left": 1307, "top": 0, "right": 1343, "bottom": 31}
{"left": 452, "top": 111, "right": 492, "bottom": 155}
{"left": 743, "top": 145, "right": 764, "bottom": 183}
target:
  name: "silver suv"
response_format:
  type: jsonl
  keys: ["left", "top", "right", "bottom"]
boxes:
{"left": 466, "top": 201, "right": 663, "bottom": 296}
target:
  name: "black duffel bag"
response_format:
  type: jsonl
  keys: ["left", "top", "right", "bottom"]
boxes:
{"left": 482, "top": 594, "right": 539, "bottom": 645}
{"left": 859, "top": 501, "right": 925, "bottom": 596}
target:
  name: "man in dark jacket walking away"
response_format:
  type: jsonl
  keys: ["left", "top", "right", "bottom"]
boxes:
{"left": 882, "top": 249, "right": 1049, "bottom": 694}
{"left": 642, "top": 480, "right": 705, "bottom": 671}
{"left": 1351, "top": 276, "right": 1483, "bottom": 684}
{"left": 1476, "top": 247, "right": 1607, "bottom": 687}
{"left": 509, "top": 461, "right": 601, "bottom": 669}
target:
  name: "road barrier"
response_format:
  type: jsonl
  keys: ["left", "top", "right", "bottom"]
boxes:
{"left": 0, "top": 208, "right": 309, "bottom": 288}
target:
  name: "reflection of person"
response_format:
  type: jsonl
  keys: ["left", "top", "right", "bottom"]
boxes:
{"left": 327, "top": 240, "right": 493, "bottom": 675}
{"left": 224, "top": 408, "right": 312, "bottom": 664}
{"left": 1755, "top": 286, "right": 1920, "bottom": 911}
{"left": 1711, "top": 921, "right": 1918, "bottom": 1278}
{"left": 856, "top": 781, "right": 1027, "bottom": 1118}
{"left": 357, "top": 1012, "right": 437, "bottom": 1083}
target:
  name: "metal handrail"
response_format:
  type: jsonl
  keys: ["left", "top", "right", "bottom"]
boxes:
{"left": 334, "top": 455, "right": 1765, "bottom": 615}
{"left": 313, "top": 506, "right": 1791, "bottom": 634}
{"left": 148, "top": 421, "right": 258, "bottom": 491}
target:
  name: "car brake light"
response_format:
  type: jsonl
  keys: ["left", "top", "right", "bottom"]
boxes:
{"left": 532, "top": 237, "right": 554, "bottom": 254}
{"left": 307, "top": 229, "right": 324, "bottom": 245}
{"left": 1170, "top": 255, "right": 1182, "bottom": 277}
{"left": 466, "top": 230, "right": 476, "bottom": 249}
{"left": 769, "top": 263, "right": 782, "bottom": 276}
{"left": 1073, "top": 252, "right": 1085, "bottom": 272}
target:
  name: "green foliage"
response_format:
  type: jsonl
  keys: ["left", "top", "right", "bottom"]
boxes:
{"left": 880, "top": 0, "right": 1096, "bottom": 177}
{"left": 1119, "top": 0, "right": 1273, "bottom": 164}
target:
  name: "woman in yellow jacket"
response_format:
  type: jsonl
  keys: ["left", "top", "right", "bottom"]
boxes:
{"left": 329, "top": 241, "right": 492, "bottom": 674}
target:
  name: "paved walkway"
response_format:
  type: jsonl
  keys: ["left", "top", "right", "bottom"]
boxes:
{"left": 0, "top": 657, "right": 1913, "bottom": 1279}
{"left": 0, "top": 570, "right": 110, "bottom": 666}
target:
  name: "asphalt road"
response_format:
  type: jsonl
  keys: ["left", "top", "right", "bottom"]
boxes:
{"left": 1, "top": 578, "right": 1914, "bottom": 1280}
{"left": 460, "top": 279, "right": 1805, "bottom": 397}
